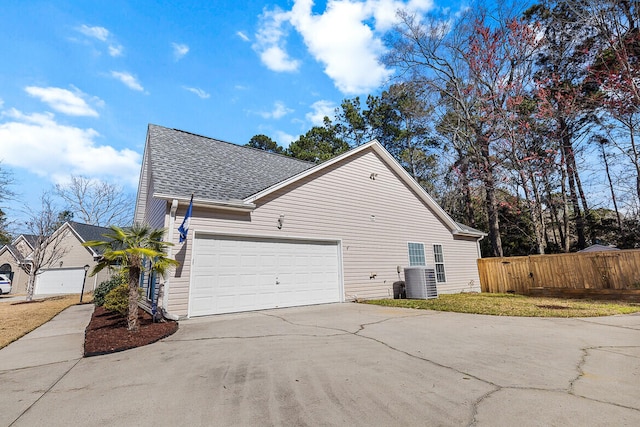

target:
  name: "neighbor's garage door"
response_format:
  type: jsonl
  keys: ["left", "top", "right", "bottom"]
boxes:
{"left": 35, "top": 268, "right": 86, "bottom": 295}
{"left": 190, "top": 235, "right": 341, "bottom": 317}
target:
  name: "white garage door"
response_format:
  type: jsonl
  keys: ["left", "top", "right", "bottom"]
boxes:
{"left": 35, "top": 268, "right": 86, "bottom": 295}
{"left": 190, "top": 235, "right": 341, "bottom": 317}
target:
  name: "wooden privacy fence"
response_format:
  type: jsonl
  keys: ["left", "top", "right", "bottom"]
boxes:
{"left": 478, "top": 249, "right": 640, "bottom": 294}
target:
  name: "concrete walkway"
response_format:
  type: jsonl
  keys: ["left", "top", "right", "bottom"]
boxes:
{"left": 1, "top": 303, "right": 639, "bottom": 426}
{"left": 0, "top": 304, "right": 93, "bottom": 426}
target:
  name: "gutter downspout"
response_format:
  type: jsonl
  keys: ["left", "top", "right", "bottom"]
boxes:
{"left": 477, "top": 235, "right": 484, "bottom": 259}
{"left": 161, "top": 199, "right": 180, "bottom": 321}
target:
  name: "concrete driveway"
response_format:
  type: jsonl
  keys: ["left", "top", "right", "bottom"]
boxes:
{"left": 2, "top": 303, "right": 640, "bottom": 426}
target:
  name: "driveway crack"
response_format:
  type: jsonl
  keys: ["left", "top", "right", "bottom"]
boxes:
{"left": 166, "top": 332, "right": 350, "bottom": 342}
{"left": 9, "top": 358, "right": 82, "bottom": 426}
{"left": 467, "top": 387, "right": 501, "bottom": 427}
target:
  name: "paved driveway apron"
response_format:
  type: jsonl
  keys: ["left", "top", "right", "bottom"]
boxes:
{"left": 3, "top": 303, "right": 640, "bottom": 426}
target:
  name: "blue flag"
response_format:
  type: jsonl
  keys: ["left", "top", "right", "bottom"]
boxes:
{"left": 178, "top": 195, "right": 193, "bottom": 243}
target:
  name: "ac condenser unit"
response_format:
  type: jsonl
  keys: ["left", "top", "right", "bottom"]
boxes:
{"left": 404, "top": 267, "right": 438, "bottom": 299}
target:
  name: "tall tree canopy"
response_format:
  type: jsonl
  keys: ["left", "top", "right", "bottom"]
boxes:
{"left": 245, "top": 134, "right": 285, "bottom": 154}
{"left": 55, "top": 175, "right": 134, "bottom": 227}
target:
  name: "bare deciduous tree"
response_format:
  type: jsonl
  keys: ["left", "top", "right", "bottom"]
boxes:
{"left": 23, "top": 194, "right": 69, "bottom": 301}
{"left": 55, "top": 175, "right": 134, "bottom": 227}
{"left": 0, "top": 162, "right": 15, "bottom": 244}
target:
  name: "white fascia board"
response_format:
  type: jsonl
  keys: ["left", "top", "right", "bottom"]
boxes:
{"left": 453, "top": 230, "right": 487, "bottom": 238}
{"left": 153, "top": 193, "right": 256, "bottom": 212}
{"left": 133, "top": 131, "right": 151, "bottom": 224}
{"left": 0, "top": 245, "right": 18, "bottom": 260}
{"left": 13, "top": 234, "right": 35, "bottom": 251}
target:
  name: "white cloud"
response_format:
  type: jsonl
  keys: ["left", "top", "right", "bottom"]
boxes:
{"left": 254, "top": 7, "right": 301, "bottom": 72}
{"left": 260, "top": 46, "right": 301, "bottom": 72}
{"left": 108, "top": 44, "right": 123, "bottom": 57}
{"left": 237, "top": 31, "right": 250, "bottom": 42}
{"left": 0, "top": 109, "right": 140, "bottom": 187}
{"left": 258, "top": 101, "right": 293, "bottom": 119}
{"left": 183, "top": 86, "right": 210, "bottom": 99}
{"left": 172, "top": 42, "right": 189, "bottom": 60}
{"left": 77, "top": 25, "right": 110, "bottom": 41}
{"left": 306, "top": 100, "right": 336, "bottom": 125}
{"left": 76, "top": 24, "right": 124, "bottom": 57}
{"left": 25, "top": 86, "right": 100, "bottom": 117}
{"left": 110, "top": 71, "right": 144, "bottom": 91}
{"left": 274, "top": 130, "right": 296, "bottom": 146}
{"left": 254, "top": 0, "right": 435, "bottom": 94}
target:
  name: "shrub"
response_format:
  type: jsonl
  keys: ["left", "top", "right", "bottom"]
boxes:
{"left": 94, "top": 273, "right": 126, "bottom": 307}
{"left": 103, "top": 283, "right": 129, "bottom": 316}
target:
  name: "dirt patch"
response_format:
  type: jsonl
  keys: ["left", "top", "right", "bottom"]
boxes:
{"left": 536, "top": 304, "right": 569, "bottom": 310}
{"left": 84, "top": 306, "right": 178, "bottom": 357}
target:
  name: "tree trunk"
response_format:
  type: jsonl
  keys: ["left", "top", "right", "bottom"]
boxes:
{"left": 530, "top": 170, "right": 547, "bottom": 253}
{"left": 561, "top": 124, "right": 585, "bottom": 249}
{"left": 520, "top": 169, "right": 545, "bottom": 254}
{"left": 570, "top": 154, "right": 594, "bottom": 245}
{"left": 26, "top": 268, "right": 35, "bottom": 302}
{"left": 559, "top": 150, "right": 570, "bottom": 252}
{"left": 128, "top": 263, "right": 140, "bottom": 332}
{"left": 479, "top": 136, "right": 503, "bottom": 257}
{"left": 459, "top": 155, "right": 475, "bottom": 227}
{"left": 543, "top": 177, "right": 562, "bottom": 250}
{"left": 630, "top": 129, "right": 640, "bottom": 204}
{"left": 600, "top": 141, "right": 623, "bottom": 233}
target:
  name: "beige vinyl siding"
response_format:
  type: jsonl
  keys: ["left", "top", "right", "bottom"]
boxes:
{"left": 145, "top": 190, "right": 167, "bottom": 230}
{"left": 136, "top": 143, "right": 167, "bottom": 231}
{"left": 134, "top": 142, "right": 151, "bottom": 224}
{"left": 0, "top": 251, "right": 29, "bottom": 294}
{"left": 164, "top": 148, "right": 481, "bottom": 316}
{"left": 14, "top": 239, "right": 33, "bottom": 258}
{"left": 39, "top": 230, "right": 109, "bottom": 292}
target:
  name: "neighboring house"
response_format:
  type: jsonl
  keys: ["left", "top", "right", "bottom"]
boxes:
{"left": 578, "top": 244, "right": 621, "bottom": 253}
{"left": 0, "top": 222, "right": 112, "bottom": 295}
{"left": 135, "top": 124, "right": 486, "bottom": 318}
{"left": 0, "top": 234, "right": 38, "bottom": 294}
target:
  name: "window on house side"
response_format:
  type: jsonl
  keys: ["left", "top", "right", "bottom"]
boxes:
{"left": 433, "top": 244, "right": 446, "bottom": 282}
{"left": 408, "top": 242, "right": 426, "bottom": 266}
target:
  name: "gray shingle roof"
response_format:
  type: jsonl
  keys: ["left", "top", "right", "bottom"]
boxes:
{"left": 68, "top": 222, "right": 112, "bottom": 255}
{"left": 455, "top": 222, "right": 486, "bottom": 236}
{"left": 22, "top": 235, "right": 38, "bottom": 249}
{"left": 1, "top": 244, "right": 24, "bottom": 263}
{"left": 147, "top": 124, "right": 315, "bottom": 201}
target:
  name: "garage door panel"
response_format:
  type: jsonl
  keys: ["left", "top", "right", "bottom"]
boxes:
{"left": 35, "top": 268, "right": 86, "bottom": 295}
{"left": 190, "top": 236, "right": 341, "bottom": 317}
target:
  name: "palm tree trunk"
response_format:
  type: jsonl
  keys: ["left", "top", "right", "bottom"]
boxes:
{"left": 128, "top": 264, "right": 140, "bottom": 332}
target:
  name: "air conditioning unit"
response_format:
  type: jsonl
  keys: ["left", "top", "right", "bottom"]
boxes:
{"left": 404, "top": 267, "right": 438, "bottom": 299}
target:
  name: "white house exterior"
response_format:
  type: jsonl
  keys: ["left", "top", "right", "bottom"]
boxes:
{"left": 135, "top": 125, "right": 485, "bottom": 318}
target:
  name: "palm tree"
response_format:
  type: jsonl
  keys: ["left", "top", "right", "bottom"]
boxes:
{"left": 83, "top": 224, "right": 179, "bottom": 332}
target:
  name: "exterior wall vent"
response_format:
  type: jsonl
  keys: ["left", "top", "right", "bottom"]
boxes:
{"left": 404, "top": 267, "right": 438, "bottom": 299}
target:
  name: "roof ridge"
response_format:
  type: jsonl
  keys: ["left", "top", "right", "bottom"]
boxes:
{"left": 149, "top": 123, "right": 313, "bottom": 166}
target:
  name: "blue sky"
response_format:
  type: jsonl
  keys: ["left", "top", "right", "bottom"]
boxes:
{"left": 0, "top": 0, "right": 456, "bottom": 231}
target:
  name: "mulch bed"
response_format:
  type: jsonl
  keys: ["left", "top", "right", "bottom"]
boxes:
{"left": 84, "top": 306, "right": 178, "bottom": 357}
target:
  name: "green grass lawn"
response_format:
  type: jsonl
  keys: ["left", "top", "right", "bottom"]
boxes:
{"left": 363, "top": 293, "right": 640, "bottom": 317}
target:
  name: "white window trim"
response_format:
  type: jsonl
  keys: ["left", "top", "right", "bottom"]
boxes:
{"left": 432, "top": 243, "right": 447, "bottom": 283}
{"left": 407, "top": 242, "right": 426, "bottom": 266}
